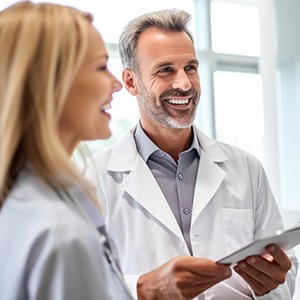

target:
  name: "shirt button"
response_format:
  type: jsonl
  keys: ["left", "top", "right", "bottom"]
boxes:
{"left": 183, "top": 208, "right": 190, "bottom": 215}
{"left": 178, "top": 173, "right": 183, "bottom": 180}
{"left": 160, "top": 151, "right": 166, "bottom": 157}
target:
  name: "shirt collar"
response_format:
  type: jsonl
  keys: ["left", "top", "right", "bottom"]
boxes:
{"left": 134, "top": 121, "right": 201, "bottom": 162}
{"left": 134, "top": 121, "right": 158, "bottom": 162}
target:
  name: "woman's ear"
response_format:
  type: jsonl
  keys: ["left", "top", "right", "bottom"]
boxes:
{"left": 122, "top": 68, "right": 139, "bottom": 96}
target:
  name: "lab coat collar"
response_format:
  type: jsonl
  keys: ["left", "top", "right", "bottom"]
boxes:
{"left": 122, "top": 156, "right": 184, "bottom": 240}
{"left": 105, "top": 125, "right": 228, "bottom": 236}
{"left": 192, "top": 127, "right": 228, "bottom": 223}
{"left": 106, "top": 126, "right": 184, "bottom": 239}
{"left": 192, "top": 149, "right": 226, "bottom": 224}
{"left": 194, "top": 127, "right": 229, "bottom": 163}
{"left": 106, "top": 127, "right": 139, "bottom": 172}
{"left": 106, "top": 125, "right": 229, "bottom": 171}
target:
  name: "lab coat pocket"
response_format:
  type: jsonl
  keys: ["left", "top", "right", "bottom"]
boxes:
{"left": 222, "top": 208, "right": 254, "bottom": 255}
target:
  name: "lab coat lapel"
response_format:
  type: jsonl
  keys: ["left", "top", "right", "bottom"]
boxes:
{"left": 192, "top": 150, "right": 226, "bottom": 224}
{"left": 108, "top": 129, "right": 184, "bottom": 240}
{"left": 192, "top": 129, "right": 228, "bottom": 224}
{"left": 124, "top": 158, "right": 184, "bottom": 240}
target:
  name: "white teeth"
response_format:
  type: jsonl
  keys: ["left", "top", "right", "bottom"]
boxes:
{"left": 166, "top": 99, "right": 189, "bottom": 105}
{"left": 101, "top": 103, "right": 111, "bottom": 111}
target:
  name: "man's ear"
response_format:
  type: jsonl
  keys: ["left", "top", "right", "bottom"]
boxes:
{"left": 122, "top": 68, "right": 139, "bottom": 96}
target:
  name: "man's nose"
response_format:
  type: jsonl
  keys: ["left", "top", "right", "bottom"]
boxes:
{"left": 171, "top": 70, "right": 192, "bottom": 91}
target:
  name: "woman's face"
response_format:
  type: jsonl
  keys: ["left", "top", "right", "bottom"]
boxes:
{"left": 59, "top": 24, "right": 122, "bottom": 154}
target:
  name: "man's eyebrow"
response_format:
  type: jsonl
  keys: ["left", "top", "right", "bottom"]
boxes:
{"left": 153, "top": 62, "right": 173, "bottom": 70}
{"left": 188, "top": 59, "right": 199, "bottom": 65}
{"left": 153, "top": 59, "right": 199, "bottom": 70}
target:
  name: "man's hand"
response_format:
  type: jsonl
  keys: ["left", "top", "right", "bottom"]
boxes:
{"left": 137, "top": 256, "right": 231, "bottom": 300}
{"left": 234, "top": 244, "right": 292, "bottom": 296}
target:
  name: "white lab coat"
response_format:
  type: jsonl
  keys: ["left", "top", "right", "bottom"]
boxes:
{"left": 0, "top": 167, "right": 133, "bottom": 300}
{"left": 89, "top": 126, "right": 298, "bottom": 300}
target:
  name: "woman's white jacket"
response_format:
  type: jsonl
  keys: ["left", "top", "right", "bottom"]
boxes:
{"left": 0, "top": 168, "right": 133, "bottom": 300}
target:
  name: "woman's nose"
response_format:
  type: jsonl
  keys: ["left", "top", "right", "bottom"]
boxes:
{"left": 112, "top": 74, "right": 122, "bottom": 92}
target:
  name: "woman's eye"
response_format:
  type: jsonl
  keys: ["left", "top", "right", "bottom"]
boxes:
{"left": 98, "top": 66, "right": 107, "bottom": 71}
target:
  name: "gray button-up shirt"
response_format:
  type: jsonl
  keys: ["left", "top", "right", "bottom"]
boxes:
{"left": 134, "top": 123, "right": 200, "bottom": 254}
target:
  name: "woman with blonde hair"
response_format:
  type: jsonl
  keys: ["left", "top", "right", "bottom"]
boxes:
{"left": 0, "top": 1, "right": 134, "bottom": 299}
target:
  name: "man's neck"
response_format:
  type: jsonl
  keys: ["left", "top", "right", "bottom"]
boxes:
{"left": 141, "top": 124, "right": 193, "bottom": 162}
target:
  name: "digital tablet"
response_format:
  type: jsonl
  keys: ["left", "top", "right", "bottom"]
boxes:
{"left": 217, "top": 223, "right": 300, "bottom": 265}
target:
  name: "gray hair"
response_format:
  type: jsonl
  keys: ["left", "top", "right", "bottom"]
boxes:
{"left": 119, "top": 9, "right": 193, "bottom": 71}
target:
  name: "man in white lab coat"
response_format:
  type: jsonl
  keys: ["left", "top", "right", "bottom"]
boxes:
{"left": 88, "top": 9, "right": 298, "bottom": 300}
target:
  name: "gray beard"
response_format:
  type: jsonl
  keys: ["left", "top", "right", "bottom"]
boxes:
{"left": 137, "top": 78, "right": 198, "bottom": 129}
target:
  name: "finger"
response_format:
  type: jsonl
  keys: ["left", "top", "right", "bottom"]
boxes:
{"left": 235, "top": 261, "right": 279, "bottom": 285}
{"left": 172, "top": 266, "right": 230, "bottom": 289}
{"left": 266, "top": 244, "right": 292, "bottom": 271}
{"left": 182, "top": 257, "right": 231, "bottom": 277}
{"left": 178, "top": 276, "right": 232, "bottom": 299}
{"left": 234, "top": 266, "right": 273, "bottom": 296}
{"left": 262, "top": 253, "right": 273, "bottom": 262}
{"left": 172, "top": 268, "right": 222, "bottom": 287}
{"left": 245, "top": 256, "right": 286, "bottom": 284}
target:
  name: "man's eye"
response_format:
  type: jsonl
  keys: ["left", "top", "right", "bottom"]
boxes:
{"left": 158, "top": 67, "right": 173, "bottom": 73}
{"left": 185, "top": 65, "right": 197, "bottom": 72}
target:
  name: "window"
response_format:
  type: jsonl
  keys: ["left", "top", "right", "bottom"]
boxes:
{"left": 196, "top": 0, "right": 263, "bottom": 161}
{"left": 214, "top": 71, "right": 264, "bottom": 160}
{"left": 210, "top": 0, "right": 261, "bottom": 56}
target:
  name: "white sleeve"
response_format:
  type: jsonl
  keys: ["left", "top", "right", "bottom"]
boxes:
{"left": 124, "top": 274, "right": 143, "bottom": 300}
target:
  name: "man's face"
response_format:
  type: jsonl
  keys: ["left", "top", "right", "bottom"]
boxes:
{"left": 134, "top": 28, "right": 201, "bottom": 129}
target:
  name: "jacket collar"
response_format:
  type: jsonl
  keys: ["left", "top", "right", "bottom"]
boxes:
{"left": 105, "top": 125, "right": 228, "bottom": 237}
{"left": 194, "top": 127, "right": 229, "bottom": 163}
{"left": 106, "top": 125, "right": 229, "bottom": 172}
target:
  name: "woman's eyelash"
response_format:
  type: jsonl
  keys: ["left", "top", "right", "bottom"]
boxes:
{"left": 98, "top": 66, "right": 107, "bottom": 71}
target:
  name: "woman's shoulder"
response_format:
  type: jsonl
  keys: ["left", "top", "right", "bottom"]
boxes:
{"left": 0, "top": 169, "right": 97, "bottom": 249}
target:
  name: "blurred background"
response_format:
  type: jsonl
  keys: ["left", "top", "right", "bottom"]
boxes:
{"left": 1, "top": 0, "right": 299, "bottom": 297}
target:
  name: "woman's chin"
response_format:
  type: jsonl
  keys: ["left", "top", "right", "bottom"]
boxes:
{"left": 98, "top": 130, "right": 111, "bottom": 140}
